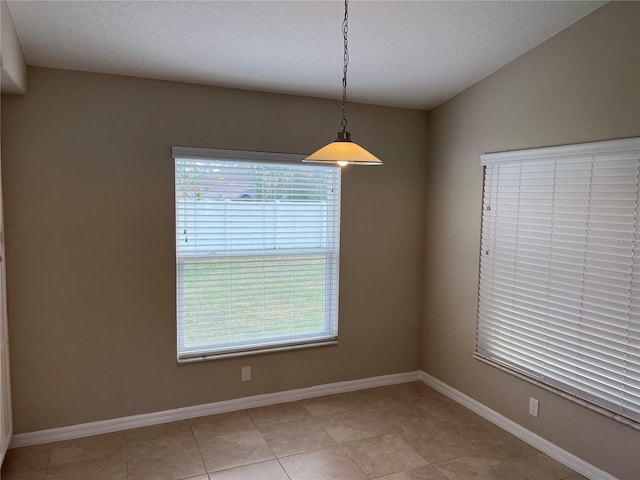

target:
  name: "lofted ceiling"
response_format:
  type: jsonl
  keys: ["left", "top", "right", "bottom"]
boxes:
{"left": 6, "top": 1, "right": 605, "bottom": 110}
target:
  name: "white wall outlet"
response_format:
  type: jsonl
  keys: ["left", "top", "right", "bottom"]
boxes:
{"left": 241, "top": 365, "right": 251, "bottom": 382}
{"left": 529, "top": 397, "right": 539, "bottom": 417}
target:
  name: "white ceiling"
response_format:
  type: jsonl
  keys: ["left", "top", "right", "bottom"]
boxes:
{"left": 6, "top": 0, "right": 605, "bottom": 110}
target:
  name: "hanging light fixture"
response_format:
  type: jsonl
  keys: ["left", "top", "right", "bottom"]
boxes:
{"left": 304, "top": 0, "right": 383, "bottom": 167}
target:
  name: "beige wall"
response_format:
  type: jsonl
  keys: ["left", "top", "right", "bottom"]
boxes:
{"left": 3, "top": 2, "right": 640, "bottom": 477}
{"left": 1, "top": 67, "right": 428, "bottom": 433}
{"left": 422, "top": 2, "right": 640, "bottom": 479}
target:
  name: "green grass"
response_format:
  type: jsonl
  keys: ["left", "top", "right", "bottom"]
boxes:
{"left": 179, "top": 254, "right": 332, "bottom": 348}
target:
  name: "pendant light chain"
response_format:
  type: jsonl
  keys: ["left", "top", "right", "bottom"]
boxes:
{"left": 303, "top": 0, "right": 382, "bottom": 165}
{"left": 341, "top": 0, "right": 349, "bottom": 133}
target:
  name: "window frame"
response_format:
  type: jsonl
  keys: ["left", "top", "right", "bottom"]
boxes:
{"left": 173, "top": 146, "right": 341, "bottom": 362}
{"left": 475, "top": 137, "right": 640, "bottom": 429}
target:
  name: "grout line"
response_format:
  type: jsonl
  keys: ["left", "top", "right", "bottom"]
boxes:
{"left": 275, "top": 456, "right": 293, "bottom": 480}
{"left": 336, "top": 442, "right": 370, "bottom": 479}
{"left": 4, "top": 377, "right": 593, "bottom": 480}
{"left": 244, "top": 408, "right": 258, "bottom": 431}
{"left": 260, "top": 422, "right": 278, "bottom": 473}
{"left": 121, "top": 430, "right": 129, "bottom": 480}
{"left": 188, "top": 416, "right": 209, "bottom": 477}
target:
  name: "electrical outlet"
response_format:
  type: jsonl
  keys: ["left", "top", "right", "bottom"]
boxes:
{"left": 529, "top": 397, "right": 539, "bottom": 417}
{"left": 241, "top": 365, "right": 251, "bottom": 382}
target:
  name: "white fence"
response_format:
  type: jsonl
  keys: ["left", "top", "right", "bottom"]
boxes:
{"left": 176, "top": 200, "right": 336, "bottom": 254}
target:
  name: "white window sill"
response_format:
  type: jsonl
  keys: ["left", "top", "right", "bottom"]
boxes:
{"left": 178, "top": 339, "right": 339, "bottom": 363}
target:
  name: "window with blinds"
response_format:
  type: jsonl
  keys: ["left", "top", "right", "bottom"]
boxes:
{"left": 173, "top": 147, "right": 341, "bottom": 361}
{"left": 476, "top": 137, "right": 640, "bottom": 425}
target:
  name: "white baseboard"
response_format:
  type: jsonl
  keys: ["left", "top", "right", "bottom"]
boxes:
{"left": 10, "top": 370, "right": 420, "bottom": 449}
{"left": 9, "top": 368, "right": 618, "bottom": 480}
{"left": 418, "top": 371, "right": 617, "bottom": 480}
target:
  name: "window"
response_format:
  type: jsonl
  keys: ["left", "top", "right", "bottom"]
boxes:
{"left": 173, "top": 147, "right": 341, "bottom": 361}
{"left": 476, "top": 137, "right": 640, "bottom": 425}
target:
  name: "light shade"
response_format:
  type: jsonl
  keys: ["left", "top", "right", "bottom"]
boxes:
{"left": 304, "top": 132, "right": 383, "bottom": 166}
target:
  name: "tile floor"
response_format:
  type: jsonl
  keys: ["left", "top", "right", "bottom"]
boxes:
{"left": 2, "top": 382, "right": 587, "bottom": 480}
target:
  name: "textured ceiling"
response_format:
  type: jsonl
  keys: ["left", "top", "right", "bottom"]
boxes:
{"left": 7, "top": 1, "right": 604, "bottom": 110}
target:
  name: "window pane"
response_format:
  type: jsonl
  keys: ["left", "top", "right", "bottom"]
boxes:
{"left": 476, "top": 138, "right": 640, "bottom": 425}
{"left": 174, "top": 148, "right": 341, "bottom": 359}
{"left": 178, "top": 254, "right": 334, "bottom": 354}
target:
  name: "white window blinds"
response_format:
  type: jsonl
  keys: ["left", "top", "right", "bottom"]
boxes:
{"left": 173, "top": 147, "right": 341, "bottom": 361}
{"left": 476, "top": 137, "right": 640, "bottom": 425}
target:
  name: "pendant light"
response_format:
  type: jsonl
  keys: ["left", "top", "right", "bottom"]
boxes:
{"left": 304, "top": 0, "right": 383, "bottom": 167}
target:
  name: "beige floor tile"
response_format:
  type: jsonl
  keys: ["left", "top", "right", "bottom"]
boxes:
{"left": 304, "top": 390, "right": 382, "bottom": 415}
{"left": 400, "top": 423, "right": 482, "bottom": 463}
{"left": 387, "top": 382, "right": 438, "bottom": 399}
{"left": 208, "top": 459, "right": 289, "bottom": 479}
{"left": 356, "top": 386, "right": 403, "bottom": 400}
{"left": 125, "top": 419, "right": 206, "bottom": 480}
{"left": 48, "top": 432, "right": 124, "bottom": 467}
{"left": 341, "top": 433, "right": 428, "bottom": 478}
{"left": 403, "top": 412, "right": 461, "bottom": 435}
{"left": 279, "top": 446, "right": 367, "bottom": 480}
{"left": 247, "top": 402, "right": 311, "bottom": 428}
{"left": 449, "top": 416, "right": 519, "bottom": 451}
{"left": 418, "top": 398, "right": 477, "bottom": 427}
{"left": 124, "top": 420, "right": 194, "bottom": 446}
{"left": 301, "top": 392, "right": 363, "bottom": 417}
{"left": 0, "top": 382, "right": 585, "bottom": 480}
{"left": 490, "top": 442, "right": 574, "bottom": 480}
{"left": 260, "top": 417, "right": 336, "bottom": 457}
{"left": 126, "top": 436, "right": 206, "bottom": 480}
{"left": 320, "top": 409, "right": 401, "bottom": 444}
{"left": 365, "top": 402, "right": 438, "bottom": 432}
{"left": 377, "top": 464, "right": 450, "bottom": 479}
{"left": 189, "top": 410, "right": 255, "bottom": 439}
{"left": 197, "top": 429, "right": 274, "bottom": 472}
{"left": 434, "top": 454, "right": 529, "bottom": 480}
{"left": 1, "top": 444, "right": 50, "bottom": 474}
{"left": 2, "top": 470, "right": 47, "bottom": 480}
{"left": 45, "top": 454, "right": 126, "bottom": 479}
{"left": 445, "top": 412, "right": 491, "bottom": 431}
{"left": 365, "top": 386, "right": 447, "bottom": 416}
{"left": 350, "top": 387, "right": 424, "bottom": 412}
